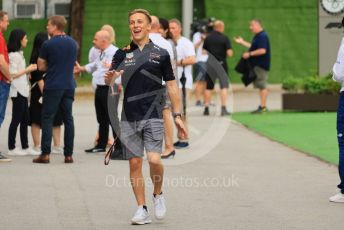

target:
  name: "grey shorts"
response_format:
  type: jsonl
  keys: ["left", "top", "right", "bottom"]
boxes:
{"left": 120, "top": 119, "right": 164, "bottom": 159}
{"left": 194, "top": 61, "right": 207, "bottom": 81}
{"left": 253, "top": 66, "right": 268, "bottom": 89}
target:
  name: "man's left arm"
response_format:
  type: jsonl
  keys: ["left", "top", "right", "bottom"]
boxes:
{"left": 162, "top": 52, "right": 187, "bottom": 138}
{"left": 243, "top": 35, "right": 267, "bottom": 59}
{"left": 177, "top": 40, "right": 196, "bottom": 67}
{"left": 177, "top": 56, "right": 196, "bottom": 66}
{"left": 37, "top": 57, "right": 48, "bottom": 72}
{"left": 226, "top": 36, "right": 233, "bottom": 57}
{"left": 166, "top": 80, "right": 187, "bottom": 138}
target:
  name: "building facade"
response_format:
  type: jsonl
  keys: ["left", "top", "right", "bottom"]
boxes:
{"left": 2, "top": 0, "right": 71, "bottom": 19}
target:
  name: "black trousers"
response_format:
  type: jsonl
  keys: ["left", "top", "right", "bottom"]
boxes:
{"left": 95, "top": 85, "right": 121, "bottom": 149}
{"left": 8, "top": 93, "right": 29, "bottom": 150}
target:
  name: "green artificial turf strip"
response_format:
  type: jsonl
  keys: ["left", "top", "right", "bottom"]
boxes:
{"left": 206, "top": 0, "right": 318, "bottom": 83}
{"left": 232, "top": 111, "right": 339, "bottom": 165}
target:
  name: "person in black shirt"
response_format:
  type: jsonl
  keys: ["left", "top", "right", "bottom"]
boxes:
{"left": 234, "top": 19, "right": 271, "bottom": 114}
{"left": 203, "top": 20, "right": 233, "bottom": 116}
{"left": 105, "top": 9, "right": 186, "bottom": 225}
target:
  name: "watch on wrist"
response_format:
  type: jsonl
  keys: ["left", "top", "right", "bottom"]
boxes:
{"left": 173, "top": 113, "right": 182, "bottom": 119}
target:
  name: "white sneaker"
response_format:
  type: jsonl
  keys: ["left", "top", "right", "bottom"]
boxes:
{"left": 27, "top": 147, "right": 41, "bottom": 156}
{"left": 329, "top": 192, "right": 344, "bottom": 203}
{"left": 153, "top": 193, "right": 166, "bottom": 220}
{"left": 7, "top": 148, "right": 28, "bottom": 156}
{"left": 131, "top": 206, "right": 152, "bottom": 225}
{"left": 51, "top": 146, "right": 63, "bottom": 154}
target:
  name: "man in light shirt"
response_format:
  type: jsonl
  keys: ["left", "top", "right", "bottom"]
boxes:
{"left": 0, "top": 11, "right": 11, "bottom": 162}
{"left": 193, "top": 30, "right": 208, "bottom": 106}
{"left": 75, "top": 30, "right": 122, "bottom": 157}
{"left": 149, "top": 16, "right": 176, "bottom": 158}
{"left": 331, "top": 17, "right": 344, "bottom": 202}
{"left": 169, "top": 18, "right": 196, "bottom": 149}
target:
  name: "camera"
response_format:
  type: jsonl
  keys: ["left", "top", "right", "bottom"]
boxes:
{"left": 190, "top": 17, "right": 216, "bottom": 37}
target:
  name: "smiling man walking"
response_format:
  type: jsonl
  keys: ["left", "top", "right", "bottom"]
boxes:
{"left": 105, "top": 9, "right": 186, "bottom": 225}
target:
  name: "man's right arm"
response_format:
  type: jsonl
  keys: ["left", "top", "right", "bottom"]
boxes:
{"left": 0, "top": 54, "right": 11, "bottom": 81}
{"left": 234, "top": 36, "right": 251, "bottom": 48}
{"left": 105, "top": 49, "right": 126, "bottom": 85}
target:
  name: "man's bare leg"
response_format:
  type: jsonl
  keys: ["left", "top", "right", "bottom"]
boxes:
{"left": 260, "top": 88, "right": 268, "bottom": 107}
{"left": 129, "top": 157, "right": 146, "bottom": 206}
{"left": 147, "top": 153, "right": 164, "bottom": 195}
{"left": 194, "top": 81, "right": 206, "bottom": 104}
{"left": 220, "top": 88, "right": 228, "bottom": 107}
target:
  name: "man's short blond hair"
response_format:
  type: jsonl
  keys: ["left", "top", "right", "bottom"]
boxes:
{"left": 49, "top": 15, "right": 67, "bottom": 31}
{"left": 128, "top": 9, "right": 152, "bottom": 23}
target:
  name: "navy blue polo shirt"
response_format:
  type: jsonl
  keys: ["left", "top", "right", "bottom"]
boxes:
{"left": 249, "top": 31, "right": 270, "bottom": 71}
{"left": 111, "top": 41, "right": 175, "bottom": 121}
{"left": 39, "top": 35, "right": 77, "bottom": 90}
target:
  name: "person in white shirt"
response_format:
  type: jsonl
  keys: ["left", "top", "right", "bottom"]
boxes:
{"left": 88, "top": 24, "right": 116, "bottom": 147}
{"left": 193, "top": 31, "right": 208, "bottom": 106}
{"left": 169, "top": 18, "right": 196, "bottom": 149}
{"left": 88, "top": 24, "right": 116, "bottom": 63}
{"left": 75, "top": 30, "right": 123, "bottom": 157}
{"left": 330, "top": 26, "right": 344, "bottom": 202}
{"left": 7, "top": 29, "right": 37, "bottom": 156}
{"left": 149, "top": 15, "right": 176, "bottom": 159}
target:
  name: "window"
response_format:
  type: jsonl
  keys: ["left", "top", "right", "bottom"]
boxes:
{"left": 14, "top": 3, "right": 38, "bottom": 18}
{"left": 54, "top": 3, "right": 70, "bottom": 18}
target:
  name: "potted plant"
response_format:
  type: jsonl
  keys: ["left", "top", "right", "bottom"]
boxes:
{"left": 282, "top": 74, "right": 340, "bottom": 111}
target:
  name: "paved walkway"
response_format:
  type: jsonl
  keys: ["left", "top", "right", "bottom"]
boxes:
{"left": 0, "top": 85, "right": 342, "bottom": 230}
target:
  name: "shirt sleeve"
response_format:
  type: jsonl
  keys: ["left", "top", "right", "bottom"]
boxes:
{"left": 88, "top": 47, "right": 99, "bottom": 63}
{"left": 184, "top": 39, "right": 196, "bottom": 57}
{"left": 255, "top": 35, "right": 268, "bottom": 50}
{"left": 110, "top": 49, "right": 126, "bottom": 71}
{"left": 161, "top": 50, "right": 175, "bottom": 81}
{"left": 225, "top": 37, "right": 232, "bottom": 50}
{"left": 333, "top": 43, "right": 344, "bottom": 82}
{"left": 39, "top": 41, "right": 49, "bottom": 61}
{"left": 84, "top": 61, "right": 97, "bottom": 73}
{"left": 9, "top": 53, "right": 20, "bottom": 74}
{"left": 0, "top": 39, "right": 6, "bottom": 56}
{"left": 193, "top": 32, "right": 201, "bottom": 45}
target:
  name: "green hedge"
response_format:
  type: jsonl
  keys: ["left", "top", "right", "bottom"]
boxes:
{"left": 4, "top": 19, "right": 47, "bottom": 63}
{"left": 81, "top": 0, "right": 181, "bottom": 65}
{"left": 205, "top": 0, "right": 318, "bottom": 83}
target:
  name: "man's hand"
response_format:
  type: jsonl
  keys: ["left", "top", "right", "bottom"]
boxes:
{"left": 104, "top": 69, "right": 124, "bottom": 85}
{"left": 175, "top": 117, "right": 187, "bottom": 139}
{"left": 6, "top": 77, "right": 13, "bottom": 84}
{"left": 234, "top": 36, "right": 244, "bottom": 44}
{"left": 73, "top": 61, "right": 82, "bottom": 74}
{"left": 242, "top": 52, "right": 250, "bottom": 59}
{"left": 102, "top": 60, "right": 111, "bottom": 69}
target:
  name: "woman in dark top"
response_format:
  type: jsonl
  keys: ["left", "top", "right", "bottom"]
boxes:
{"left": 29, "top": 32, "right": 63, "bottom": 154}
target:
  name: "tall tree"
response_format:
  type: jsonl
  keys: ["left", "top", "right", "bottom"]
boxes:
{"left": 69, "top": 0, "right": 85, "bottom": 62}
